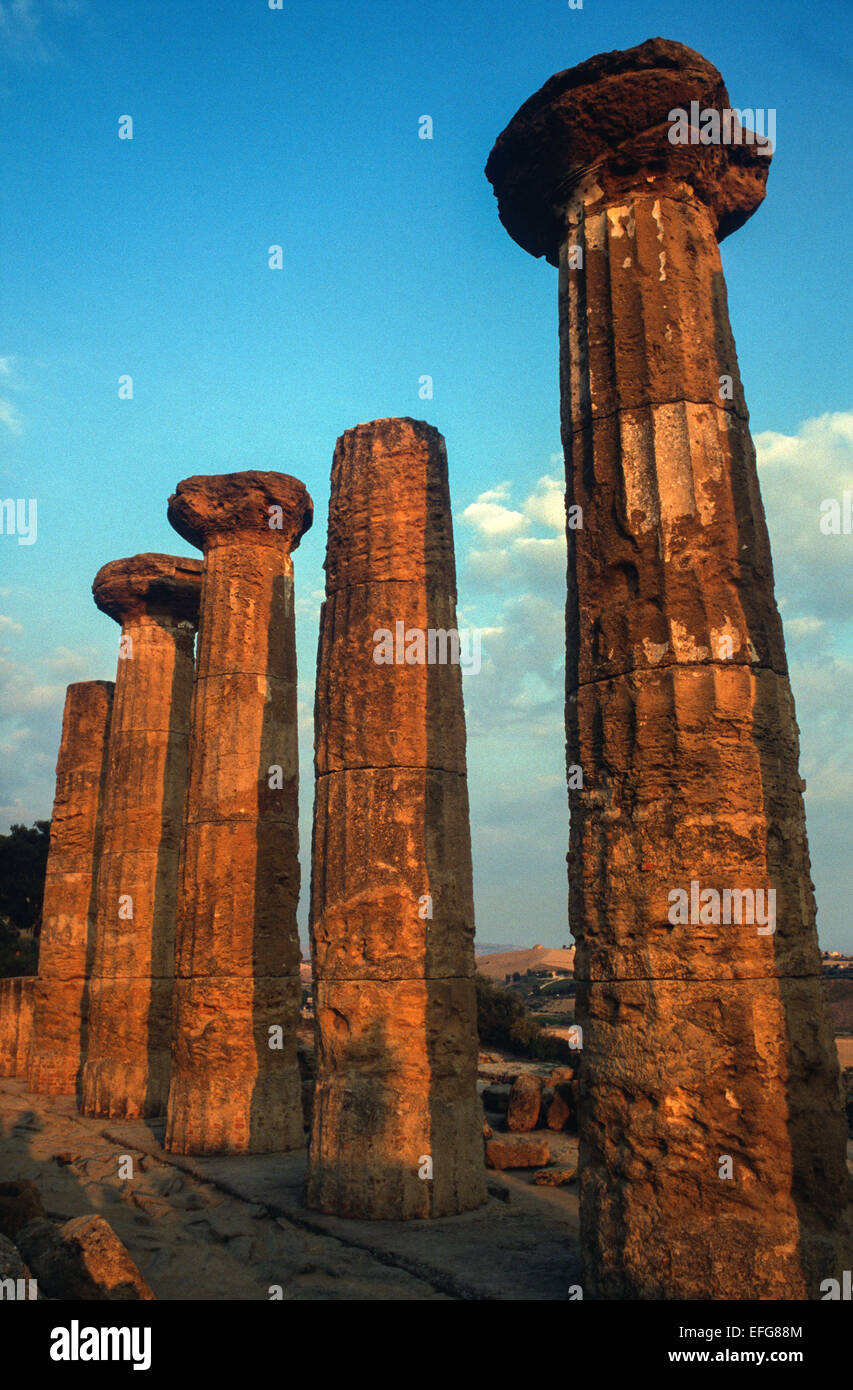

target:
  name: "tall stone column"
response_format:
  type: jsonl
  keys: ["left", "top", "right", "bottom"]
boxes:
{"left": 80, "top": 555, "right": 201, "bottom": 1119}
{"left": 165, "top": 471, "right": 312, "bottom": 1155}
{"left": 487, "top": 38, "right": 851, "bottom": 1297}
{"left": 307, "top": 417, "right": 486, "bottom": 1219}
{"left": 27, "top": 681, "right": 113, "bottom": 1095}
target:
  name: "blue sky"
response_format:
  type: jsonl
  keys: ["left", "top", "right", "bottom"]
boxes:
{"left": 1, "top": 0, "right": 851, "bottom": 950}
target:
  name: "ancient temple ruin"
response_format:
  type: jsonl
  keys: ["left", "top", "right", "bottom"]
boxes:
{"left": 0, "top": 36, "right": 849, "bottom": 1301}
{"left": 27, "top": 681, "right": 113, "bottom": 1096}
{"left": 487, "top": 36, "right": 851, "bottom": 1298}
{"left": 307, "top": 418, "right": 486, "bottom": 1218}
{"left": 164, "top": 471, "right": 312, "bottom": 1155}
{"left": 81, "top": 555, "right": 201, "bottom": 1119}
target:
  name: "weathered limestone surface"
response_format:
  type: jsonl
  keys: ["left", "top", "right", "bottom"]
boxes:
{"left": 165, "top": 471, "right": 312, "bottom": 1155}
{"left": 487, "top": 37, "right": 851, "bottom": 1297}
{"left": 308, "top": 418, "right": 486, "bottom": 1219}
{"left": 80, "top": 556, "right": 201, "bottom": 1120}
{"left": 14, "top": 979, "right": 33, "bottom": 1077}
{"left": 0, "top": 981, "right": 15, "bottom": 1077}
{"left": 28, "top": 681, "right": 114, "bottom": 1095}
{"left": 0, "top": 978, "right": 35, "bottom": 1079}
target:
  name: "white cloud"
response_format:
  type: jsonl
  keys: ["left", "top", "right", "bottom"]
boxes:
{"left": 460, "top": 474, "right": 567, "bottom": 606}
{"left": 0, "top": 635, "right": 111, "bottom": 828}
{"left": 462, "top": 499, "right": 527, "bottom": 538}
{"left": 784, "top": 615, "right": 825, "bottom": 641}
{"left": 756, "top": 410, "right": 853, "bottom": 627}
{"left": 0, "top": 399, "right": 22, "bottom": 435}
{"left": 42, "top": 644, "right": 99, "bottom": 678}
{"left": 0, "top": 354, "right": 25, "bottom": 434}
{"left": 461, "top": 473, "right": 566, "bottom": 541}
{"left": 523, "top": 475, "right": 566, "bottom": 531}
{"left": 476, "top": 482, "right": 512, "bottom": 503}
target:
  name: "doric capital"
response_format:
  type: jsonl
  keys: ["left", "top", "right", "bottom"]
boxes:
{"left": 93, "top": 554, "right": 202, "bottom": 626}
{"left": 486, "top": 37, "right": 771, "bottom": 264}
{"left": 167, "top": 471, "right": 313, "bottom": 553}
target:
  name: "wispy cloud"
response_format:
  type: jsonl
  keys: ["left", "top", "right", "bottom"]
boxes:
{"left": 0, "top": 354, "right": 25, "bottom": 435}
{"left": 0, "top": 399, "right": 22, "bottom": 435}
{"left": 0, "top": 0, "right": 86, "bottom": 65}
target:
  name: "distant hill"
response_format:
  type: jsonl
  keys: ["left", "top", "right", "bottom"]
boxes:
{"left": 475, "top": 944, "right": 575, "bottom": 981}
{"left": 299, "top": 945, "right": 573, "bottom": 988}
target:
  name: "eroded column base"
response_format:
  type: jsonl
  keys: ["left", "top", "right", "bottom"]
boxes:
{"left": 80, "top": 976, "right": 174, "bottom": 1118}
{"left": 307, "top": 978, "right": 487, "bottom": 1219}
{"left": 165, "top": 973, "right": 304, "bottom": 1155}
{"left": 577, "top": 975, "right": 852, "bottom": 1299}
{"left": 28, "top": 977, "right": 88, "bottom": 1094}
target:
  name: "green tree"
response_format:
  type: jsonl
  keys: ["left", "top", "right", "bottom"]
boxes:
{"left": 475, "top": 973, "right": 575, "bottom": 1063}
{"left": 0, "top": 821, "right": 49, "bottom": 976}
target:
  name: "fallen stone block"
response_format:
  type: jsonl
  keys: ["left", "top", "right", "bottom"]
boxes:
{"left": 532, "top": 1167, "right": 577, "bottom": 1187}
{"left": 485, "top": 1136, "right": 550, "bottom": 1170}
{"left": 16, "top": 1214, "right": 155, "bottom": 1300}
{"left": 506, "top": 1073, "right": 543, "bottom": 1133}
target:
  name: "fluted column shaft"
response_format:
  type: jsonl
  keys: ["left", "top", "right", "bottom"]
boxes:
{"left": 307, "top": 417, "right": 486, "bottom": 1219}
{"left": 165, "top": 471, "right": 311, "bottom": 1155}
{"left": 562, "top": 188, "right": 847, "bottom": 1299}
{"left": 81, "top": 556, "right": 201, "bottom": 1119}
{"left": 1, "top": 977, "right": 35, "bottom": 1080}
{"left": 487, "top": 37, "right": 851, "bottom": 1298}
{"left": 27, "top": 681, "right": 113, "bottom": 1094}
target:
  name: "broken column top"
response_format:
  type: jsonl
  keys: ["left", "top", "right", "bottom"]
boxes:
{"left": 93, "top": 554, "right": 203, "bottom": 625}
{"left": 485, "top": 36, "right": 771, "bottom": 263}
{"left": 325, "top": 417, "right": 456, "bottom": 593}
{"left": 168, "top": 471, "right": 313, "bottom": 552}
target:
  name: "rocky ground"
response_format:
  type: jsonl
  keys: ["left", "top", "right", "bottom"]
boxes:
{"left": 0, "top": 1067, "right": 581, "bottom": 1301}
{"left": 5, "top": 1045, "right": 849, "bottom": 1302}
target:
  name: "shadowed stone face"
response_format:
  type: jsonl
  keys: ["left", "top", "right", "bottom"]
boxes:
{"left": 27, "top": 681, "right": 114, "bottom": 1096}
{"left": 165, "top": 471, "right": 312, "bottom": 1156}
{"left": 80, "top": 555, "right": 202, "bottom": 1121}
{"left": 487, "top": 38, "right": 851, "bottom": 1298}
{"left": 307, "top": 418, "right": 487, "bottom": 1219}
{"left": 93, "top": 553, "right": 204, "bottom": 625}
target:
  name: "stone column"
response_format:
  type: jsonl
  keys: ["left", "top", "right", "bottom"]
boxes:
{"left": 487, "top": 38, "right": 851, "bottom": 1298}
{"left": 0, "top": 977, "right": 35, "bottom": 1079}
{"left": 27, "top": 681, "right": 113, "bottom": 1095}
{"left": 0, "top": 979, "right": 20, "bottom": 1077}
{"left": 307, "top": 417, "right": 486, "bottom": 1219}
{"left": 80, "top": 555, "right": 201, "bottom": 1119}
{"left": 165, "top": 471, "right": 312, "bottom": 1155}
